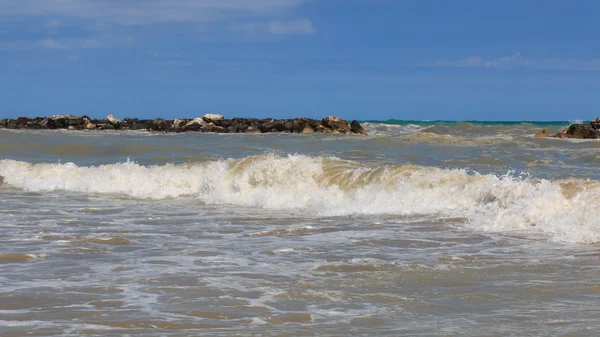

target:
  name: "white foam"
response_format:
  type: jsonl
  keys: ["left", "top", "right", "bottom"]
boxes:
{"left": 361, "top": 122, "right": 431, "bottom": 135}
{"left": 1, "top": 155, "right": 599, "bottom": 243}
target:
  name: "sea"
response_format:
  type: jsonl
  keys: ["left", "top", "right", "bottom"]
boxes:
{"left": 1, "top": 120, "right": 599, "bottom": 336}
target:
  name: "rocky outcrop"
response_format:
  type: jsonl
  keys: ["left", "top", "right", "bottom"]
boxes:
{"left": 535, "top": 119, "right": 600, "bottom": 139}
{"left": 562, "top": 124, "right": 599, "bottom": 139}
{"left": 0, "top": 114, "right": 368, "bottom": 135}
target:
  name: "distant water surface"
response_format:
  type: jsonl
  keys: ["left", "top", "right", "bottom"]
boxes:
{"left": 1, "top": 120, "right": 599, "bottom": 336}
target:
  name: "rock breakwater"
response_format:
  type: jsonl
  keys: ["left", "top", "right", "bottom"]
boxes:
{"left": 0, "top": 114, "right": 367, "bottom": 135}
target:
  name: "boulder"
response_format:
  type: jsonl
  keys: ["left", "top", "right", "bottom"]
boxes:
{"left": 302, "top": 124, "right": 315, "bottom": 133}
{"left": 534, "top": 129, "right": 549, "bottom": 138}
{"left": 98, "top": 124, "right": 115, "bottom": 130}
{"left": 5, "top": 120, "right": 18, "bottom": 129}
{"left": 147, "top": 118, "right": 171, "bottom": 132}
{"left": 350, "top": 120, "right": 367, "bottom": 135}
{"left": 259, "top": 119, "right": 287, "bottom": 133}
{"left": 183, "top": 122, "right": 202, "bottom": 132}
{"left": 201, "top": 122, "right": 228, "bottom": 133}
{"left": 172, "top": 119, "right": 187, "bottom": 130}
{"left": 591, "top": 118, "right": 600, "bottom": 130}
{"left": 16, "top": 117, "right": 32, "bottom": 128}
{"left": 203, "top": 114, "right": 224, "bottom": 121}
{"left": 322, "top": 116, "right": 350, "bottom": 133}
{"left": 126, "top": 119, "right": 150, "bottom": 130}
{"left": 66, "top": 116, "right": 85, "bottom": 127}
{"left": 107, "top": 114, "right": 121, "bottom": 125}
{"left": 246, "top": 125, "right": 261, "bottom": 134}
{"left": 564, "top": 124, "right": 599, "bottom": 139}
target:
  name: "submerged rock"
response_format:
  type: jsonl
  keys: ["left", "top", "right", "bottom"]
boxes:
{"left": 534, "top": 129, "right": 549, "bottom": 138}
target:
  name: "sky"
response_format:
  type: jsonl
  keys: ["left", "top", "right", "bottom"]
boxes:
{"left": 1, "top": 0, "right": 599, "bottom": 121}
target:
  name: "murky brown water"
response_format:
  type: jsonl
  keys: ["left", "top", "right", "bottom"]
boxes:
{"left": 1, "top": 123, "right": 600, "bottom": 336}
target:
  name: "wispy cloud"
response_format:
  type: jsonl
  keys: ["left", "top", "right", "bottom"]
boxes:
{"left": 0, "top": 0, "right": 306, "bottom": 25}
{"left": 1, "top": 36, "right": 134, "bottom": 51}
{"left": 268, "top": 18, "right": 315, "bottom": 35}
{"left": 230, "top": 18, "right": 315, "bottom": 40}
{"left": 45, "top": 19, "right": 62, "bottom": 29}
{"left": 427, "top": 52, "right": 600, "bottom": 71}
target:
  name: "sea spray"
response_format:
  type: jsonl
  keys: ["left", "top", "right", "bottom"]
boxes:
{"left": 1, "top": 154, "right": 599, "bottom": 243}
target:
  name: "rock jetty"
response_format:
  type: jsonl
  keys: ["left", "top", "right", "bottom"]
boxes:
{"left": 0, "top": 114, "right": 368, "bottom": 135}
{"left": 535, "top": 118, "right": 600, "bottom": 139}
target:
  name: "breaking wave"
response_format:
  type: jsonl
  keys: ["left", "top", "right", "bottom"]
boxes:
{"left": 361, "top": 122, "right": 432, "bottom": 135}
{"left": 1, "top": 155, "right": 599, "bottom": 243}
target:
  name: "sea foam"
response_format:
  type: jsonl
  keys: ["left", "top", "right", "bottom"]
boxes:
{"left": 1, "top": 155, "right": 598, "bottom": 243}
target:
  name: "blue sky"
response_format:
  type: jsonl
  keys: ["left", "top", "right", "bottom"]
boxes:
{"left": 1, "top": 0, "right": 599, "bottom": 121}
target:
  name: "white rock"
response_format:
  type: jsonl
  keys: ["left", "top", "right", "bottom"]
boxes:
{"left": 203, "top": 114, "right": 224, "bottom": 121}
{"left": 185, "top": 118, "right": 207, "bottom": 127}
{"left": 324, "top": 116, "right": 345, "bottom": 123}
{"left": 107, "top": 114, "right": 120, "bottom": 124}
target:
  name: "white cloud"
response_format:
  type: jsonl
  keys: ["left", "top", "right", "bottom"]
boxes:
{"left": 0, "top": 0, "right": 305, "bottom": 25}
{"left": 269, "top": 18, "right": 315, "bottom": 35}
{"left": 427, "top": 52, "right": 600, "bottom": 71}
{"left": 37, "top": 36, "right": 133, "bottom": 50}
{"left": 231, "top": 18, "right": 315, "bottom": 39}
{"left": 45, "top": 19, "right": 62, "bottom": 28}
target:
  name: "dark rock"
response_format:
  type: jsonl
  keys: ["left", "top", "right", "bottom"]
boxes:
{"left": 5, "top": 120, "right": 18, "bottom": 129}
{"left": 564, "top": 124, "right": 599, "bottom": 139}
{"left": 183, "top": 121, "right": 202, "bottom": 132}
{"left": 301, "top": 123, "right": 315, "bottom": 133}
{"left": 0, "top": 175, "right": 3, "bottom": 184}
{"left": 147, "top": 119, "right": 172, "bottom": 132}
{"left": 39, "top": 118, "right": 55, "bottom": 129}
{"left": 591, "top": 118, "right": 600, "bottom": 130}
{"left": 26, "top": 121, "right": 42, "bottom": 129}
{"left": 52, "top": 117, "right": 68, "bottom": 128}
{"left": 16, "top": 117, "right": 32, "bottom": 128}
{"left": 66, "top": 117, "right": 85, "bottom": 127}
{"left": 202, "top": 123, "right": 228, "bottom": 133}
{"left": 350, "top": 120, "right": 367, "bottom": 135}
{"left": 260, "top": 119, "right": 287, "bottom": 133}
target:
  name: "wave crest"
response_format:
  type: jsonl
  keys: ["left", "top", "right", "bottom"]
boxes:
{"left": 1, "top": 155, "right": 599, "bottom": 243}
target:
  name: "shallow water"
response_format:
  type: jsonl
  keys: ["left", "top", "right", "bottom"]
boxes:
{"left": 1, "top": 122, "right": 599, "bottom": 336}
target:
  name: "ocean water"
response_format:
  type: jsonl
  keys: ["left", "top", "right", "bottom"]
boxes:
{"left": 1, "top": 121, "right": 600, "bottom": 336}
